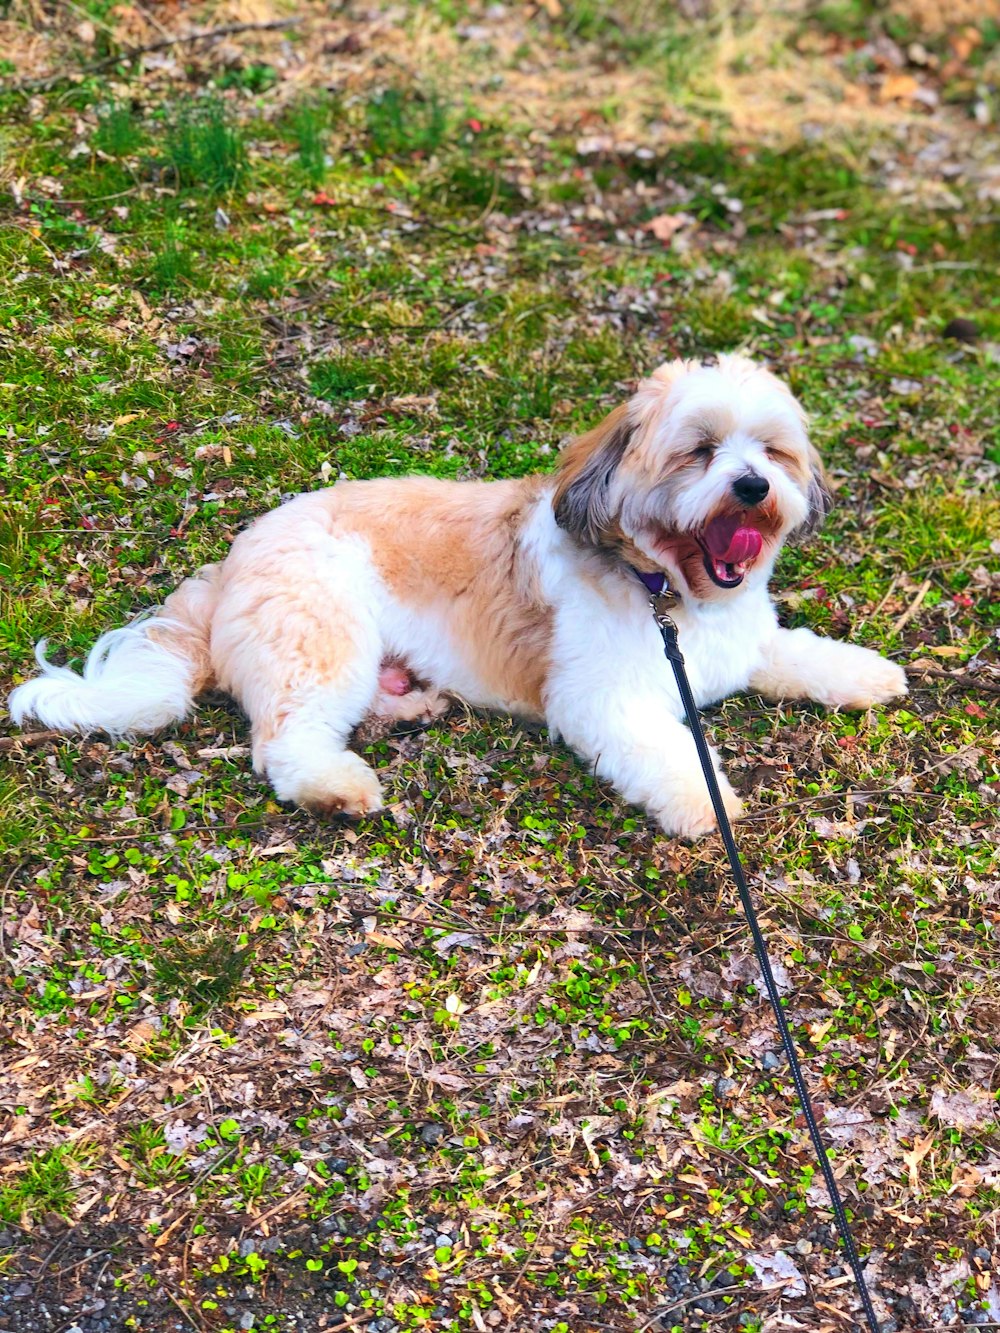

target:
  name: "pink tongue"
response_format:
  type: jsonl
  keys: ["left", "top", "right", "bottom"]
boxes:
{"left": 703, "top": 517, "right": 763, "bottom": 564}
{"left": 722, "top": 526, "right": 762, "bottom": 564}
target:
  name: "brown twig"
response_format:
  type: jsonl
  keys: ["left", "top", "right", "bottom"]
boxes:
{"left": 909, "top": 665, "right": 1000, "bottom": 696}
{"left": 8, "top": 18, "right": 304, "bottom": 94}
{"left": 163, "top": 1286, "right": 206, "bottom": 1333}
{"left": 635, "top": 1286, "right": 746, "bottom": 1333}
{"left": 0, "top": 729, "right": 66, "bottom": 752}
{"left": 891, "top": 576, "right": 932, "bottom": 634}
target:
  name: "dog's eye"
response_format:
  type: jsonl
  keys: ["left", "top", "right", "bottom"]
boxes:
{"left": 693, "top": 435, "right": 717, "bottom": 459}
{"left": 764, "top": 443, "right": 794, "bottom": 466}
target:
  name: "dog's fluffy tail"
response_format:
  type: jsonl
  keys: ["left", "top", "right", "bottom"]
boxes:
{"left": 9, "top": 565, "right": 221, "bottom": 737}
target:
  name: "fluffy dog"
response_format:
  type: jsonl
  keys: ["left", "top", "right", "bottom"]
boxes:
{"left": 9, "top": 354, "right": 907, "bottom": 839}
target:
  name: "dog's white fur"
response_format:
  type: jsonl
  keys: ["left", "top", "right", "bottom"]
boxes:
{"left": 9, "top": 355, "right": 907, "bottom": 839}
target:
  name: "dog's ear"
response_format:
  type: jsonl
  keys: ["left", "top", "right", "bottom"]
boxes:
{"left": 794, "top": 450, "right": 833, "bottom": 539}
{"left": 552, "top": 403, "right": 632, "bottom": 546}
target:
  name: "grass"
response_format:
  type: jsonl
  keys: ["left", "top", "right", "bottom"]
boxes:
{"left": 365, "top": 84, "right": 451, "bottom": 158}
{"left": 287, "top": 96, "right": 333, "bottom": 186}
{"left": 161, "top": 96, "right": 248, "bottom": 193}
{"left": 0, "top": 2, "right": 998, "bottom": 1331}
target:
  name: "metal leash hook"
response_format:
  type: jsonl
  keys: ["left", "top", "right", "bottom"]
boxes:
{"left": 651, "top": 595, "right": 881, "bottom": 1333}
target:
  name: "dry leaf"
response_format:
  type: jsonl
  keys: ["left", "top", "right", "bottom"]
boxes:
{"left": 879, "top": 74, "right": 921, "bottom": 104}
{"left": 643, "top": 212, "right": 690, "bottom": 245}
{"left": 931, "top": 1085, "right": 996, "bottom": 1132}
{"left": 951, "top": 1163, "right": 982, "bottom": 1197}
{"left": 902, "top": 1132, "right": 935, "bottom": 1190}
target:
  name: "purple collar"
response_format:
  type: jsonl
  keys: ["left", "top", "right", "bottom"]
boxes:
{"left": 631, "top": 565, "right": 680, "bottom": 609}
{"left": 632, "top": 567, "right": 668, "bottom": 595}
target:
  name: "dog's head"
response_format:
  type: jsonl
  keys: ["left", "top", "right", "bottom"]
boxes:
{"left": 552, "top": 354, "right": 830, "bottom": 601}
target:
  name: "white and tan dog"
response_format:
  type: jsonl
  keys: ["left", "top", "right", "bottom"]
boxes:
{"left": 9, "top": 355, "right": 906, "bottom": 839}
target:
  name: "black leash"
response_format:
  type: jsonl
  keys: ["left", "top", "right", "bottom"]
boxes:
{"left": 648, "top": 589, "right": 881, "bottom": 1333}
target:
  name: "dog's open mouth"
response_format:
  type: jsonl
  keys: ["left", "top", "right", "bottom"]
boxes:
{"left": 697, "top": 515, "right": 763, "bottom": 588}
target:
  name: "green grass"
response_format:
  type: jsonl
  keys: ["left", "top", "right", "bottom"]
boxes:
{"left": 0, "top": 6, "right": 998, "bottom": 1330}
{"left": 93, "top": 98, "right": 145, "bottom": 157}
{"left": 0, "top": 1144, "right": 94, "bottom": 1224}
{"left": 365, "top": 84, "right": 451, "bottom": 157}
{"left": 287, "top": 96, "right": 335, "bottom": 186}
{"left": 161, "top": 96, "right": 248, "bottom": 193}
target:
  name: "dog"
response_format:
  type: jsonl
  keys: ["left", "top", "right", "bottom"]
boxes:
{"left": 8, "top": 354, "right": 907, "bottom": 839}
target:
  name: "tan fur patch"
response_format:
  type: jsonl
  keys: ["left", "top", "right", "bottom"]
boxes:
{"left": 149, "top": 564, "right": 221, "bottom": 694}
{"left": 314, "top": 478, "right": 554, "bottom": 715}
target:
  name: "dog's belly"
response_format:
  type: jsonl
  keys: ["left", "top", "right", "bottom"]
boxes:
{"left": 377, "top": 599, "right": 547, "bottom": 719}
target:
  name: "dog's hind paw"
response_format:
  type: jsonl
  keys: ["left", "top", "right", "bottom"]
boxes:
{"left": 278, "top": 752, "right": 384, "bottom": 819}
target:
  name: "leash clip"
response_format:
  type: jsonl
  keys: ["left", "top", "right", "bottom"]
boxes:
{"left": 649, "top": 586, "right": 679, "bottom": 628}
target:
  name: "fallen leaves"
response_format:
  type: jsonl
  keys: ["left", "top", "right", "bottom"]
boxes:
{"left": 901, "top": 1132, "right": 935, "bottom": 1190}
{"left": 643, "top": 211, "right": 693, "bottom": 245}
{"left": 878, "top": 73, "right": 923, "bottom": 104}
{"left": 747, "top": 1250, "right": 807, "bottom": 1297}
{"left": 930, "top": 1084, "right": 997, "bottom": 1132}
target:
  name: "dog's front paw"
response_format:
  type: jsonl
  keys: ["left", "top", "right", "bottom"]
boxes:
{"left": 824, "top": 651, "right": 908, "bottom": 710}
{"left": 659, "top": 771, "right": 744, "bottom": 841}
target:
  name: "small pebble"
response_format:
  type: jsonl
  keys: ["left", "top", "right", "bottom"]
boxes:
{"left": 420, "top": 1123, "right": 445, "bottom": 1146}
{"left": 762, "top": 1050, "right": 783, "bottom": 1072}
{"left": 942, "top": 317, "right": 980, "bottom": 344}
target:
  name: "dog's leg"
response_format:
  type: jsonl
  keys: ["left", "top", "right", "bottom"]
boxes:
{"left": 212, "top": 547, "right": 385, "bottom": 818}
{"left": 547, "top": 686, "right": 743, "bottom": 841}
{"left": 750, "top": 627, "right": 907, "bottom": 710}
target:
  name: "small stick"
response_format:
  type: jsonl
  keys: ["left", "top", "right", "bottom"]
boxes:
{"left": 910, "top": 665, "right": 1000, "bottom": 696}
{"left": 863, "top": 572, "right": 899, "bottom": 626}
{"left": 8, "top": 17, "right": 304, "bottom": 93}
{"left": 0, "top": 729, "right": 65, "bottom": 752}
{"left": 891, "top": 576, "right": 932, "bottom": 635}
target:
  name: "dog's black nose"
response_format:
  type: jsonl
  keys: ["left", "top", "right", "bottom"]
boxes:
{"left": 732, "top": 472, "right": 770, "bottom": 506}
